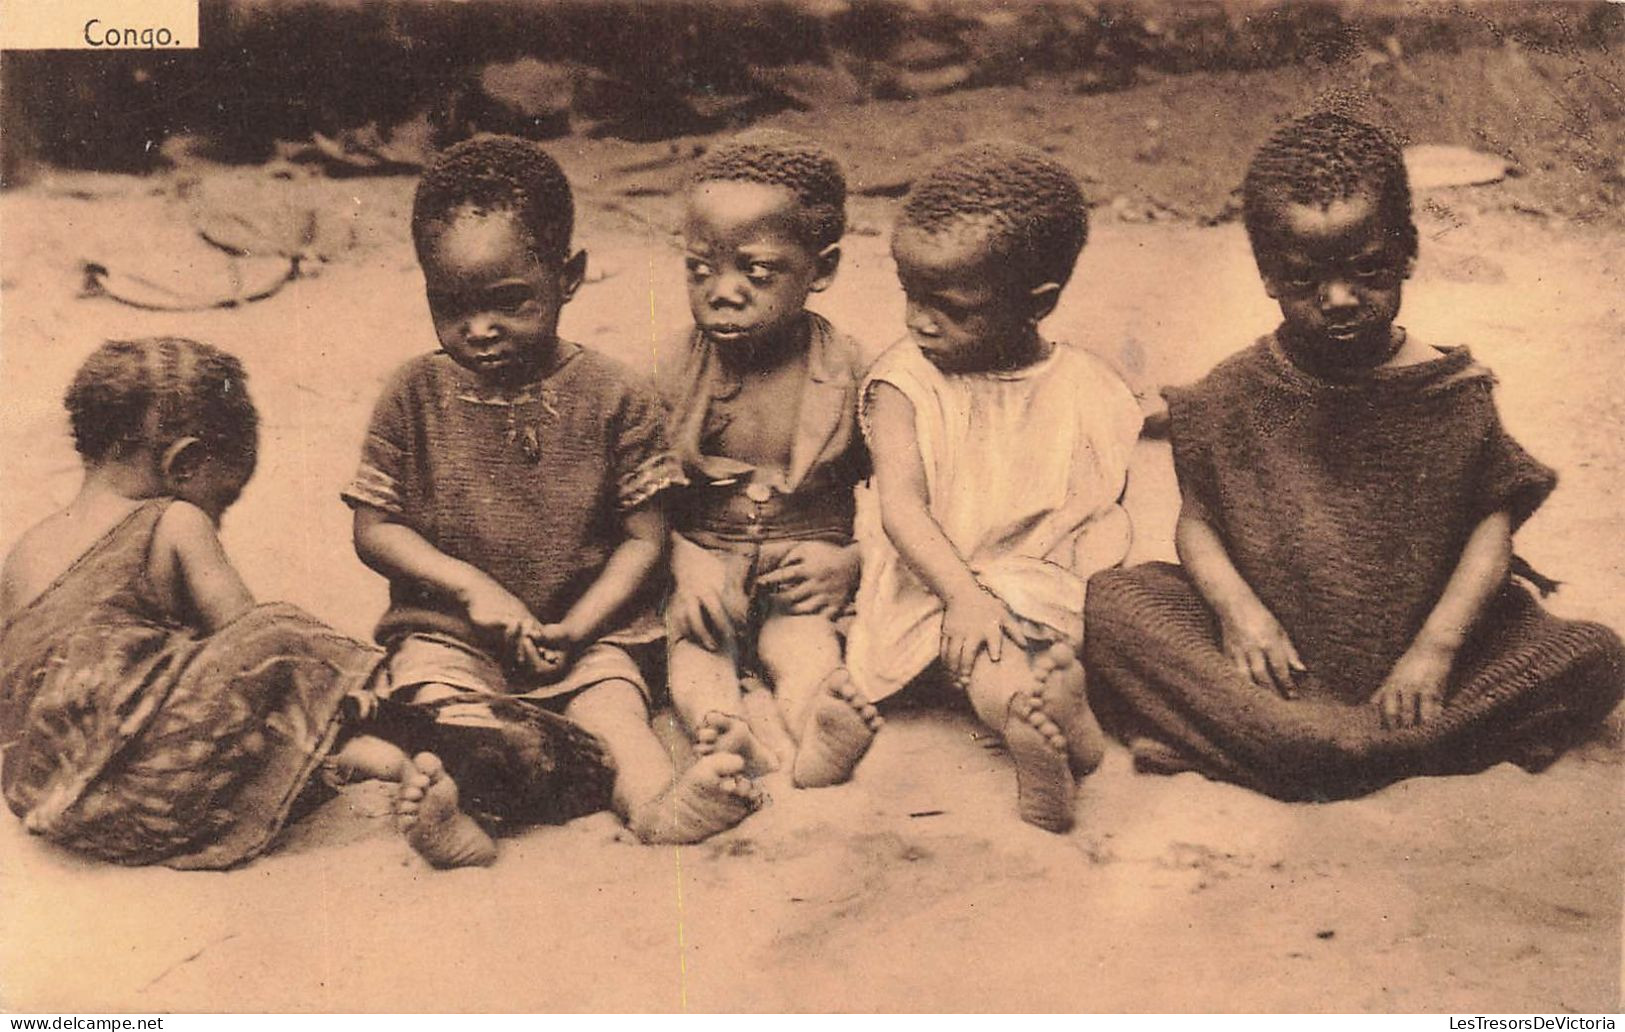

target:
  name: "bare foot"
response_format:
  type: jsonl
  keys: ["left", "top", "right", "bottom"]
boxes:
{"left": 791, "top": 669, "right": 883, "bottom": 789}
{"left": 1028, "top": 642, "right": 1107, "bottom": 775}
{"left": 1005, "top": 695, "right": 1076, "bottom": 834}
{"left": 695, "top": 710, "right": 779, "bottom": 776}
{"left": 394, "top": 752, "right": 497, "bottom": 869}
{"left": 629, "top": 753, "right": 761, "bottom": 845}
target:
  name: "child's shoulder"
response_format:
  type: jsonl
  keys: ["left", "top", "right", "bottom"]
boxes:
{"left": 1050, "top": 342, "right": 1135, "bottom": 395}
{"left": 807, "top": 311, "right": 869, "bottom": 379}
{"left": 1164, "top": 337, "right": 1275, "bottom": 409}
{"left": 374, "top": 350, "right": 462, "bottom": 400}
{"left": 558, "top": 341, "right": 660, "bottom": 401}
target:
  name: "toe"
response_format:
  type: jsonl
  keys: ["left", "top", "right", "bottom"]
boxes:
{"left": 1045, "top": 642, "right": 1074, "bottom": 666}
{"left": 707, "top": 752, "right": 747, "bottom": 777}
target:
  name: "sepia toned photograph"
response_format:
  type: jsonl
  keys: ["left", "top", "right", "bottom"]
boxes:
{"left": 0, "top": 0, "right": 1621, "bottom": 1014}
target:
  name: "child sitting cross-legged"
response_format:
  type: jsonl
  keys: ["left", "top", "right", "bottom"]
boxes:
{"left": 1084, "top": 113, "right": 1625, "bottom": 798}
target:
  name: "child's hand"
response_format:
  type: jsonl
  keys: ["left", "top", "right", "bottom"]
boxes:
{"left": 670, "top": 535, "right": 748, "bottom": 651}
{"left": 459, "top": 578, "right": 545, "bottom": 662}
{"left": 1219, "top": 602, "right": 1306, "bottom": 698}
{"left": 1372, "top": 642, "right": 1453, "bottom": 729}
{"left": 941, "top": 588, "right": 1027, "bottom": 682}
{"left": 757, "top": 541, "right": 859, "bottom": 617}
{"left": 516, "top": 623, "right": 577, "bottom": 682}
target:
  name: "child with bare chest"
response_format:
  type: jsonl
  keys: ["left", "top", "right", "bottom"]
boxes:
{"left": 657, "top": 130, "right": 882, "bottom": 786}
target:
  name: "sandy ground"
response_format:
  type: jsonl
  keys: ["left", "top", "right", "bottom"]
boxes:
{"left": 1, "top": 78, "right": 1623, "bottom": 1012}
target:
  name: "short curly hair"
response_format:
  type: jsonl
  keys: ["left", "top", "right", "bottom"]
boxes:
{"left": 896, "top": 141, "right": 1089, "bottom": 289}
{"left": 1243, "top": 112, "right": 1417, "bottom": 270}
{"left": 412, "top": 135, "right": 575, "bottom": 264}
{"left": 689, "top": 129, "right": 847, "bottom": 250}
{"left": 65, "top": 337, "right": 259, "bottom": 465}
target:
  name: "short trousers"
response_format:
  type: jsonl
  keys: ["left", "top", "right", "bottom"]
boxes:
{"left": 378, "top": 631, "right": 651, "bottom": 709}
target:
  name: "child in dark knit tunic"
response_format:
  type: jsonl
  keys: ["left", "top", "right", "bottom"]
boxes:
{"left": 345, "top": 137, "right": 760, "bottom": 865}
{"left": 1084, "top": 113, "right": 1624, "bottom": 799}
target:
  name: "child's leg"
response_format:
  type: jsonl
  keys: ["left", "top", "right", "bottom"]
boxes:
{"left": 330, "top": 734, "right": 409, "bottom": 781}
{"left": 669, "top": 638, "right": 778, "bottom": 775}
{"left": 565, "top": 678, "right": 759, "bottom": 844}
{"left": 757, "top": 612, "right": 845, "bottom": 737}
{"left": 966, "top": 649, "right": 1075, "bottom": 834}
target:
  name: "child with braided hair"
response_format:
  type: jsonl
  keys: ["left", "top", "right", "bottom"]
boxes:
{"left": 1083, "top": 113, "right": 1625, "bottom": 799}
{"left": 0, "top": 338, "right": 432, "bottom": 868}
{"left": 845, "top": 141, "right": 1143, "bottom": 832}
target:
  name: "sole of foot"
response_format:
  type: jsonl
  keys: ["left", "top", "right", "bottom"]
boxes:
{"left": 695, "top": 709, "right": 779, "bottom": 776}
{"left": 1005, "top": 701, "right": 1076, "bottom": 834}
{"left": 630, "top": 752, "right": 761, "bottom": 845}
{"left": 394, "top": 752, "right": 497, "bottom": 869}
{"left": 1029, "top": 642, "right": 1107, "bottom": 776}
{"left": 792, "top": 669, "right": 883, "bottom": 789}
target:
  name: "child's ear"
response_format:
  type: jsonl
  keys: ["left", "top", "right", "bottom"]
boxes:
{"left": 559, "top": 249, "right": 588, "bottom": 301}
{"left": 158, "top": 437, "right": 205, "bottom": 489}
{"left": 809, "top": 243, "right": 842, "bottom": 294}
{"left": 1026, "top": 282, "right": 1063, "bottom": 324}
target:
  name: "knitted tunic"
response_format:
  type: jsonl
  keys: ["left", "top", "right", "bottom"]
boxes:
{"left": 1084, "top": 333, "right": 1624, "bottom": 799}
{"left": 344, "top": 344, "right": 683, "bottom": 655}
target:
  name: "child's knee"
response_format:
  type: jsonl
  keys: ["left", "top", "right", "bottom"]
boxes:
{"left": 966, "top": 654, "right": 1035, "bottom": 726}
{"left": 565, "top": 677, "right": 650, "bottom": 728}
{"left": 758, "top": 615, "right": 841, "bottom": 677}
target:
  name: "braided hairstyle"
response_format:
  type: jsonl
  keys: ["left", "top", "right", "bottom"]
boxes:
{"left": 65, "top": 337, "right": 258, "bottom": 467}
{"left": 1242, "top": 112, "right": 1417, "bottom": 272}
{"left": 896, "top": 140, "right": 1089, "bottom": 289}
{"left": 689, "top": 129, "right": 847, "bottom": 250}
{"left": 412, "top": 135, "right": 575, "bottom": 264}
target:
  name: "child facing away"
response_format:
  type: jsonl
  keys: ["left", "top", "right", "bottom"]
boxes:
{"left": 1084, "top": 113, "right": 1625, "bottom": 799}
{"left": 0, "top": 338, "right": 457, "bottom": 868}
{"left": 343, "top": 136, "right": 760, "bottom": 864}
{"left": 841, "top": 142, "right": 1144, "bottom": 832}
{"left": 655, "top": 129, "right": 881, "bottom": 786}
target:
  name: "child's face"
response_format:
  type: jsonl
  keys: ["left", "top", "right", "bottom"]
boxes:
{"left": 892, "top": 224, "right": 1043, "bottom": 373}
{"left": 1259, "top": 191, "right": 1414, "bottom": 369}
{"left": 683, "top": 181, "right": 836, "bottom": 354}
{"left": 419, "top": 208, "right": 582, "bottom": 386}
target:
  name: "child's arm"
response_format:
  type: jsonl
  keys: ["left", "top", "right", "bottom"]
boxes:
{"left": 156, "top": 502, "right": 256, "bottom": 633}
{"left": 868, "top": 382, "right": 1026, "bottom": 679}
{"left": 352, "top": 504, "right": 544, "bottom": 655}
{"left": 1373, "top": 511, "right": 1512, "bottom": 728}
{"left": 1175, "top": 500, "right": 1305, "bottom": 697}
{"left": 536, "top": 504, "right": 667, "bottom": 656}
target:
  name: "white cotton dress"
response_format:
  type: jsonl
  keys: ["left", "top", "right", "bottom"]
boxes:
{"left": 846, "top": 339, "right": 1142, "bottom": 702}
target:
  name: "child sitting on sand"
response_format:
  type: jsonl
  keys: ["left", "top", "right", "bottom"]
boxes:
{"left": 344, "top": 136, "right": 760, "bottom": 864}
{"left": 656, "top": 129, "right": 879, "bottom": 786}
{"left": 841, "top": 142, "right": 1144, "bottom": 832}
{"left": 1084, "top": 113, "right": 1625, "bottom": 799}
{"left": 0, "top": 338, "right": 416, "bottom": 868}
